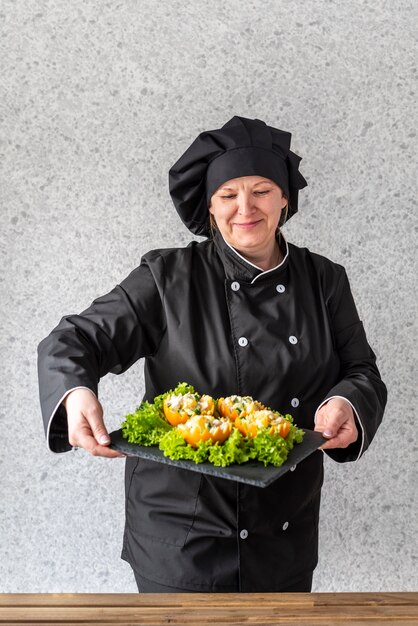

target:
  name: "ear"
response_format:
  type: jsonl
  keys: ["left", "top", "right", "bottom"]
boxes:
{"left": 208, "top": 203, "right": 214, "bottom": 215}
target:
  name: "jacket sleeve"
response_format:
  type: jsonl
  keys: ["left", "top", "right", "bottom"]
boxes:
{"left": 37, "top": 257, "right": 166, "bottom": 453}
{"left": 318, "top": 265, "right": 387, "bottom": 463}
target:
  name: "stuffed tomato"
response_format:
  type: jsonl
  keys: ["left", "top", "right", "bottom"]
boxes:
{"left": 163, "top": 392, "right": 215, "bottom": 426}
{"left": 218, "top": 395, "right": 291, "bottom": 439}
{"left": 217, "top": 395, "right": 265, "bottom": 420}
{"left": 235, "top": 409, "right": 291, "bottom": 439}
{"left": 176, "top": 414, "right": 232, "bottom": 448}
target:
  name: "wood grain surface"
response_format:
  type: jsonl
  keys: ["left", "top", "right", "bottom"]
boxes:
{"left": 0, "top": 592, "right": 417, "bottom": 625}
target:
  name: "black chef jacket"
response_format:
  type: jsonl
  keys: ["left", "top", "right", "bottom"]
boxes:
{"left": 37, "top": 230, "right": 387, "bottom": 591}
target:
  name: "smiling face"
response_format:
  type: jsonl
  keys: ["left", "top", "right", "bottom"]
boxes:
{"left": 208, "top": 176, "right": 288, "bottom": 266}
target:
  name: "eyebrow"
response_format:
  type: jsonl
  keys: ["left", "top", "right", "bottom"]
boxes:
{"left": 219, "top": 181, "right": 272, "bottom": 191}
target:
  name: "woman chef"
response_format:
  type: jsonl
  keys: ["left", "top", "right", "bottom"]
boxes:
{"left": 37, "top": 115, "right": 387, "bottom": 593}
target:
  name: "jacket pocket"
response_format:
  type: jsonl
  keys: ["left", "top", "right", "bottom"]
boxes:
{"left": 125, "top": 457, "right": 202, "bottom": 547}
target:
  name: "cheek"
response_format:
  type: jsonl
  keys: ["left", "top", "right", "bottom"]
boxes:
{"left": 208, "top": 201, "right": 221, "bottom": 217}
{"left": 211, "top": 206, "right": 229, "bottom": 223}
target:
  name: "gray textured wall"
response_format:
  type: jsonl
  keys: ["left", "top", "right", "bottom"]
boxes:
{"left": 1, "top": 0, "right": 417, "bottom": 593}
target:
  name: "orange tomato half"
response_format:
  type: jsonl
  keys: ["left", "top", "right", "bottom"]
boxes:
{"left": 163, "top": 397, "right": 189, "bottom": 426}
{"left": 177, "top": 415, "right": 232, "bottom": 448}
{"left": 218, "top": 396, "right": 264, "bottom": 421}
{"left": 269, "top": 421, "right": 291, "bottom": 438}
{"left": 235, "top": 417, "right": 258, "bottom": 438}
{"left": 163, "top": 393, "right": 215, "bottom": 426}
{"left": 235, "top": 410, "right": 291, "bottom": 439}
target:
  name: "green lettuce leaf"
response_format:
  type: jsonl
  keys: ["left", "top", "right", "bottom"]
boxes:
{"left": 121, "top": 401, "right": 171, "bottom": 446}
{"left": 208, "top": 428, "right": 254, "bottom": 466}
{"left": 159, "top": 429, "right": 212, "bottom": 463}
{"left": 121, "top": 383, "right": 305, "bottom": 467}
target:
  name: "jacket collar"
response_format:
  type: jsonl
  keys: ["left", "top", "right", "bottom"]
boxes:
{"left": 211, "top": 228, "right": 289, "bottom": 284}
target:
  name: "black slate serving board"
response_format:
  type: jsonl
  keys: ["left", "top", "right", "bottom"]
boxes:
{"left": 109, "top": 428, "right": 326, "bottom": 488}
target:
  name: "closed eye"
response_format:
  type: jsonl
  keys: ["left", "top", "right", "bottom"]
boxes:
{"left": 221, "top": 190, "right": 270, "bottom": 199}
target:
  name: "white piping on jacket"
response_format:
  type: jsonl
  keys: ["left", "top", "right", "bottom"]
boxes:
{"left": 222, "top": 236, "right": 289, "bottom": 284}
{"left": 46, "top": 386, "right": 97, "bottom": 452}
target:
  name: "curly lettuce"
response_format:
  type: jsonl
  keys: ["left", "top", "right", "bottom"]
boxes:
{"left": 121, "top": 401, "right": 171, "bottom": 445}
{"left": 159, "top": 429, "right": 213, "bottom": 463}
{"left": 121, "top": 382, "right": 304, "bottom": 467}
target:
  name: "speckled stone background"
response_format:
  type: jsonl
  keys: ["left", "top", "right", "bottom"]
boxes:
{"left": 1, "top": 0, "right": 417, "bottom": 593}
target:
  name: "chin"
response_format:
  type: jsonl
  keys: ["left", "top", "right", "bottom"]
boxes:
{"left": 233, "top": 234, "right": 264, "bottom": 250}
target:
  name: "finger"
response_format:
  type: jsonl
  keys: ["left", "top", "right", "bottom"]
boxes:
{"left": 71, "top": 428, "right": 99, "bottom": 452}
{"left": 320, "top": 432, "right": 356, "bottom": 450}
{"left": 68, "top": 420, "right": 109, "bottom": 452}
{"left": 72, "top": 431, "right": 125, "bottom": 458}
{"left": 319, "top": 420, "right": 358, "bottom": 449}
{"left": 77, "top": 445, "right": 126, "bottom": 458}
{"left": 314, "top": 413, "right": 337, "bottom": 439}
{"left": 90, "top": 445, "right": 126, "bottom": 458}
{"left": 83, "top": 405, "right": 111, "bottom": 446}
{"left": 315, "top": 407, "right": 348, "bottom": 438}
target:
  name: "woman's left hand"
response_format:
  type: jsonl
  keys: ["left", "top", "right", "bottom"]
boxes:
{"left": 314, "top": 397, "right": 358, "bottom": 449}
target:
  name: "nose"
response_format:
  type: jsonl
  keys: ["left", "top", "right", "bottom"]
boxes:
{"left": 237, "top": 192, "right": 255, "bottom": 215}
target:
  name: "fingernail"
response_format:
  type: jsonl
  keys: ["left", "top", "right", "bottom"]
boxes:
{"left": 99, "top": 435, "right": 110, "bottom": 444}
{"left": 323, "top": 430, "right": 333, "bottom": 438}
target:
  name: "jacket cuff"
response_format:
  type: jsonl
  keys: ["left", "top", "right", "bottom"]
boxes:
{"left": 47, "top": 386, "right": 97, "bottom": 453}
{"left": 314, "top": 395, "right": 364, "bottom": 463}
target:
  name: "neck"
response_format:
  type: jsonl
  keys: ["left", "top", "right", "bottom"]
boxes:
{"left": 239, "top": 241, "right": 283, "bottom": 271}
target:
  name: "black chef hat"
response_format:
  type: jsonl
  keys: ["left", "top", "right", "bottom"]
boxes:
{"left": 168, "top": 115, "right": 308, "bottom": 236}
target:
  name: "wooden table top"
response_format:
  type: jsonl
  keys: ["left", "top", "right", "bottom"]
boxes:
{"left": 0, "top": 592, "right": 417, "bottom": 625}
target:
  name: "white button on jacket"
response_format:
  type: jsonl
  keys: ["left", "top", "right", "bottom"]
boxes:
{"left": 238, "top": 337, "right": 248, "bottom": 347}
{"left": 240, "top": 529, "right": 249, "bottom": 539}
{"left": 231, "top": 281, "right": 240, "bottom": 291}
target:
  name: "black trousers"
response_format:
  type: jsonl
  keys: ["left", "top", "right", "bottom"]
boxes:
{"left": 133, "top": 570, "right": 313, "bottom": 593}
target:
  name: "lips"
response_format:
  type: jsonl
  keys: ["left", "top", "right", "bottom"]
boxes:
{"left": 233, "top": 220, "right": 262, "bottom": 229}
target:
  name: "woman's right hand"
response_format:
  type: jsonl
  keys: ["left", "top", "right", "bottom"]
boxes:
{"left": 63, "top": 388, "right": 125, "bottom": 458}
